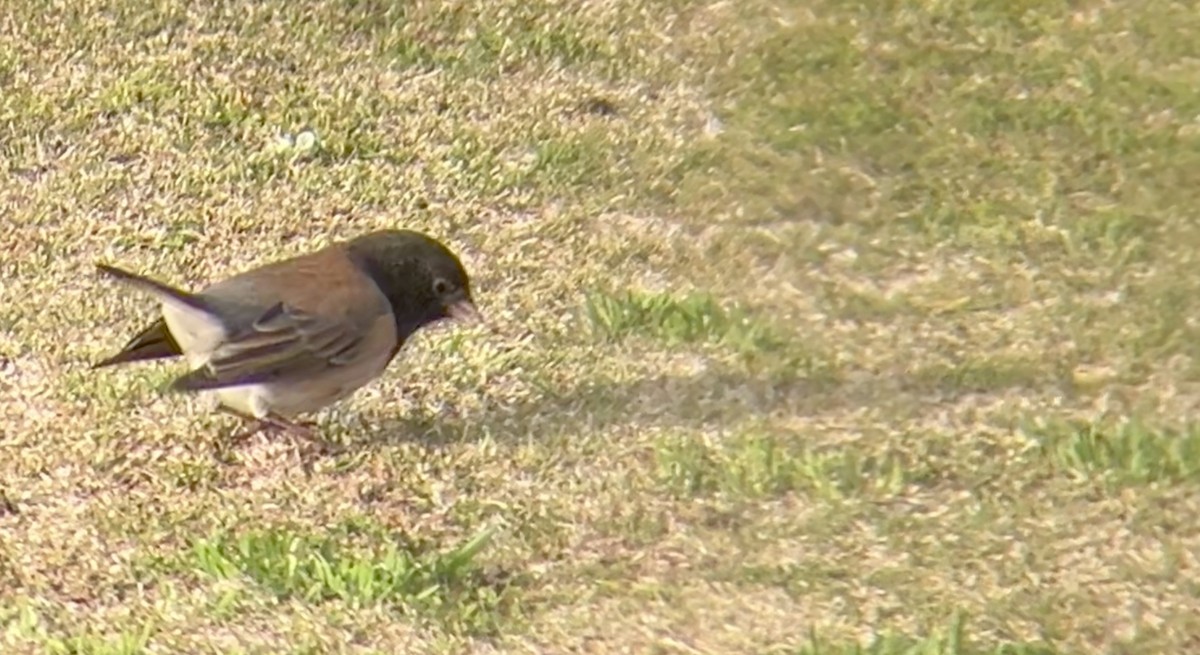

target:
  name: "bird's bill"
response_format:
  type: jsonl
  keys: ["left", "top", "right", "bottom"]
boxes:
{"left": 445, "top": 298, "right": 483, "bottom": 325}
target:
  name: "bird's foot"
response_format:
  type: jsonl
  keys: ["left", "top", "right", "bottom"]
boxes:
{"left": 259, "top": 413, "right": 344, "bottom": 459}
{"left": 260, "top": 414, "right": 318, "bottom": 439}
{"left": 218, "top": 407, "right": 322, "bottom": 444}
{"left": 216, "top": 407, "right": 342, "bottom": 467}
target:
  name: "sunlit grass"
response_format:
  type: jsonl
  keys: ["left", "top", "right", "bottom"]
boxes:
{"left": 187, "top": 526, "right": 510, "bottom": 634}
{"left": 653, "top": 430, "right": 917, "bottom": 501}
{"left": 585, "top": 289, "right": 786, "bottom": 354}
{"left": 1024, "top": 417, "right": 1200, "bottom": 485}
{"left": 1, "top": 0, "right": 1198, "bottom": 653}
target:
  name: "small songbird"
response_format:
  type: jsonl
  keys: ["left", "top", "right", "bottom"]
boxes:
{"left": 92, "top": 229, "right": 481, "bottom": 438}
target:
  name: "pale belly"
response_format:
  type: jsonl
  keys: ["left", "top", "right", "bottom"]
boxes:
{"left": 214, "top": 356, "right": 392, "bottom": 419}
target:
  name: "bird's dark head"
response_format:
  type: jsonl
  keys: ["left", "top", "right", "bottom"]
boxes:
{"left": 346, "top": 229, "right": 481, "bottom": 339}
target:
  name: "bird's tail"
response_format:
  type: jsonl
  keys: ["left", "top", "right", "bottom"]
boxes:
{"left": 91, "top": 318, "right": 182, "bottom": 369}
{"left": 95, "top": 263, "right": 212, "bottom": 314}
{"left": 92, "top": 263, "right": 217, "bottom": 369}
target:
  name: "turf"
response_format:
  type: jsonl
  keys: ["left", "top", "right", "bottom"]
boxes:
{"left": 2, "top": 0, "right": 1199, "bottom": 653}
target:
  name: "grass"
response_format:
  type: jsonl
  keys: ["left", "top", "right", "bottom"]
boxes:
{"left": 585, "top": 289, "right": 787, "bottom": 353}
{"left": 791, "top": 612, "right": 1060, "bottom": 655}
{"left": 1, "top": 0, "right": 1199, "bottom": 653}
{"left": 1023, "top": 417, "right": 1200, "bottom": 485}
{"left": 653, "top": 430, "right": 917, "bottom": 501}
{"left": 186, "top": 526, "right": 506, "bottom": 633}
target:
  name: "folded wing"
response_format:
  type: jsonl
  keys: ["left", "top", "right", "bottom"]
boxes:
{"left": 170, "top": 301, "right": 378, "bottom": 392}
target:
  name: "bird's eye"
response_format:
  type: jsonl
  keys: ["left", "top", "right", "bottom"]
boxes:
{"left": 432, "top": 278, "right": 452, "bottom": 296}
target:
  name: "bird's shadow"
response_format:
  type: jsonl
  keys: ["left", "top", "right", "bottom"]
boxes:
{"left": 336, "top": 353, "right": 1063, "bottom": 452}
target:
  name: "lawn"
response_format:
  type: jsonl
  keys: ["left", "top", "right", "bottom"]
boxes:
{"left": 2, "top": 0, "right": 1199, "bottom": 653}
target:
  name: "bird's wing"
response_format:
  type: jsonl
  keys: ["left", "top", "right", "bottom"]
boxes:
{"left": 170, "top": 300, "right": 388, "bottom": 392}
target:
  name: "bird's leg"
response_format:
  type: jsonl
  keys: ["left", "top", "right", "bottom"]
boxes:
{"left": 217, "top": 406, "right": 272, "bottom": 444}
{"left": 216, "top": 406, "right": 337, "bottom": 463}
{"left": 260, "top": 412, "right": 318, "bottom": 440}
{"left": 261, "top": 412, "right": 345, "bottom": 463}
{"left": 217, "top": 406, "right": 313, "bottom": 438}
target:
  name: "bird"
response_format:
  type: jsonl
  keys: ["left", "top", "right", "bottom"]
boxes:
{"left": 92, "top": 228, "right": 481, "bottom": 439}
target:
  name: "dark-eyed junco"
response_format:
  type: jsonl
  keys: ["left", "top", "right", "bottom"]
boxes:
{"left": 93, "top": 229, "right": 481, "bottom": 437}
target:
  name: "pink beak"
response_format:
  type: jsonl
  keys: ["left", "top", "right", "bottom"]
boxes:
{"left": 446, "top": 299, "right": 483, "bottom": 325}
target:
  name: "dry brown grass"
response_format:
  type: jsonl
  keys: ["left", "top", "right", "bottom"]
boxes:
{"left": 2, "top": 0, "right": 1200, "bottom": 653}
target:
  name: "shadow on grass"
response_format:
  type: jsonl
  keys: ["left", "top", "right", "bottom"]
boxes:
{"left": 353, "top": 352, "right": 1060, "bottom": 450}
